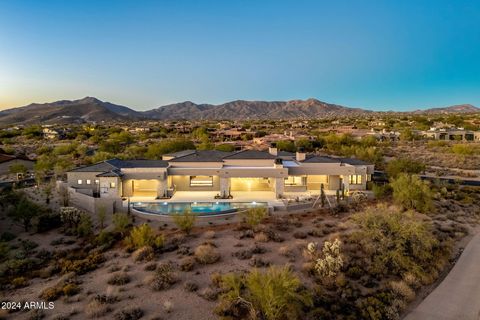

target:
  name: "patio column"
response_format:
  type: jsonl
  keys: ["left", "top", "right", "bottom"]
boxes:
{"left": 220, "top": 177, "right": 230, "bottom": 197}
{"left": 156, "top": 178, "right": 167, "bottom": 198}
{"left": 273, "top": 177, "right": 284, "bottom": 198}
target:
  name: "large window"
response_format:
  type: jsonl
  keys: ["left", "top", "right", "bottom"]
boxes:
{"left": 349, "top": 175, "right": 363, "bottom": 185}
{"left": 190, "top": 176, "right": 214, "bottom": 187}
{"left": 284, "top": 176, "right": 306, "bottom": 186}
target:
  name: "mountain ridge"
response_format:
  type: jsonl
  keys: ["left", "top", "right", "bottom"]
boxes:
{"left": 0, "top": 97, "right": 478, "bottom": 125}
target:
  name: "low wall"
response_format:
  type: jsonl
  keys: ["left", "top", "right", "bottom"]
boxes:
{"left": 68, "top": 187, "right": 124, "bottom": 214}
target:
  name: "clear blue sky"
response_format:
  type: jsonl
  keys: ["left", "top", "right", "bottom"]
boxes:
{"left": 0, "top": 0, "right": 479, "bottom": 111}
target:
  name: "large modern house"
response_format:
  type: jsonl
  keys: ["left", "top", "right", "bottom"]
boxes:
{"left": 66, "top": 147, "right": 374, "bottom": 204}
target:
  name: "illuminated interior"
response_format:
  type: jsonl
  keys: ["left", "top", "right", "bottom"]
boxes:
{"left": 230, "top": 177, "right": 272, "bottom": 191}
{"left": 306, "top": 175, "right": 329, "bottom": 190}
{"left": 132, "top": 179, "right": 158, "bottom": 197}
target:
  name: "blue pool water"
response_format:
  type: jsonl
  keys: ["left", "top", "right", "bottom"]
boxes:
{"left": 131, "top": 201, "right": 268, "bottom": 216}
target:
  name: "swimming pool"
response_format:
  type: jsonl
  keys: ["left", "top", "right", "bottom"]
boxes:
{"left": 131, "top": 201, "right": 268, "bottom": 217}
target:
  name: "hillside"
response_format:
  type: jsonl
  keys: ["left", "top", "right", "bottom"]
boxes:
{"left": 143, "top": 98, "right": 369, "bottom": 120}
{"left": 0, "top": 97, "right": 478, "bottom": 125}
{"left": 0, "top": 97, "right": 143, "bottom": 125}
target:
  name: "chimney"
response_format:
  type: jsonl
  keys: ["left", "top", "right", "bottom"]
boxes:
{"left": 296, "top": 147, "right": 306, "bottom": 161}
{"left": 268, "top": 143, "right": 278, "bottom": 156}
{"left": 274, "top": 158, "right": 283, "bottom": 168}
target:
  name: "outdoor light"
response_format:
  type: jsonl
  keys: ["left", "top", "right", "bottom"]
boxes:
{"left": 252, "top": 201, "right": 257, "bottom": 205}
{"left": 163, "top": 202, "right": 168, "bottom": 205}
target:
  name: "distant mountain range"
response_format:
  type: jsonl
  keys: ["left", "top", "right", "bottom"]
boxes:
{"left": 0, "top": 97, "right": 478, "bottom": 125}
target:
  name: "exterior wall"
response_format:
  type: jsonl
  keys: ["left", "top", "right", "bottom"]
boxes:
{"left": 66, "top": 172, "right": 100, "bottom": 193}
{"left": 99, "top": 177, "right": 121, "bottom": 198}
{"left": 170, "top": 175, "right": 220, "bottom": 192}
{"left": 69, "top": 187, "right": 124, "bottom": 214}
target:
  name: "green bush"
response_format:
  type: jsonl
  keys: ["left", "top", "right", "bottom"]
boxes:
{"left": 350, "top": 205, "right": 441, "bottom": 278}
{"left": 112, "top": 213, "right": 131, "bottom": 236}
{"left": 59, "top": 252, "right": 105, "bottom": 275}
{"left": 372, "top": 184, "right": 392, "bottom": 199}
{"left": 124, "top": 224, "right": 164, "bottom": 250}
{"left": 216, "top": 266, "right": 312, "bottom": 320}
{"left": 390, "top": 174, "right": 433, "bottom": 213}
{"left": 386, "top": 158, "right": 425, "bottom": 179}
{"left": 36, "top": 212, "right": 62, "bottom": 233}
{"left": 172, "top": 209, "right": 196, "bottom": 234}
{"left": 77, "top": 213, "right": 93, "bottom": 237}
{"left": 243, "top": 207, "right": 268, "bottom": 228}
{"left": 95, "top": 230, "right": 117, "bottom": 249}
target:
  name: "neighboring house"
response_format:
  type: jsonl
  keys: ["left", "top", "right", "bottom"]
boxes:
{"left": 42, "top": 127, "right": 66, "bottom": 139}
{"left": 421, "top": 128, "right": 480, "bottom": 141}
{"left": 66, "top": 147, "right": 374, "bottom": 200}
{"left": 0, "top": 154, "right": 35, "bottom": 180}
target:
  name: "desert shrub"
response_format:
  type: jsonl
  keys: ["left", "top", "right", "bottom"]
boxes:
{"left": 243, "top": 207, "right": 268, "bottom": 228}
{"left": 216, "top": 266, "right": 312, "bottom": 320}
{"left": 7, "top": 194, "right": 42, "bottom": 231}
{"left": 172, "top": 209, "right": 196, "bottom": 234}
{"left": 40, "top": 277, "right": 80, "bottom": 301}
{"left": 391, "top": 174, "right": 433, "bottom": 213}
{"left": 62, "top": 283, "right": 81, "bottom": 296}
{"left": 204, "top": 230, "right": 216, "bottom": 239}
{"left": 184, "top": 281, "right": 199, "bottom": 292}
{"left": 389, "top": 280, "right": 415, "bottom": 302}
{"left": 308, "top": 239, "right": 343, "bottom": 278}
{"left": 77, "top": 213, "right": 93, "bottom": 238}
{"left": 124, "top": 224, "right": 164, "bottom": 250}
{"left": 0, "top": 242, "right": 9, "bottom": 261}
{"left": 59, "top": 252, "right": 105, "bottom": 275}
{"left": 144, "top": 262, "right": 157, "bottom": 271}
{"left": 11, "top": 276, "right": 28, "bottom": 288}
{"left": 350, "top": 205, "right": 443, "bottom": 278}
{"left": 107, "top": 272, "right": 130, "bottom": 286}
{"left": 95, "top": 230, "right": 117, "bottom": 249}
{"left": 132, "top": 246, "right": 155, "bottom": 262}
{"left": 451, "top": 144, "right": 480, "bottom": 155}
{"left": 372, "top": 183, "right": 392, "bottom": 199}
{"left": 59, "top": 207, "right": 82, "bottom": 231}
{"left": 254, "top": 232, "right": 269, "bottom": 242}
{"left": 36, "top": 212, "right": 62, "bottom": 233}
{"left": 97, "top": 205, "right": 107, "bottom": 229}
{"left": 112, "top": 213, "right": 131, "bottom": 236}
{"left": 194, "top": 244, "right": 221, "bottom": 264}
{"left": 0, "top": 231, "right": 16, "bottom": 242}
{"left": 179, "top": 256, "right": 196, "bottom": 271}
{"left": 148, "top": 263, "right": 177, "bottom": 291}
{"left": 386, "top": 158, "right": 425, "bottom": 179}
{"left": 114, "top": 307, "right": 144, "bottom": 320}
{"left": 293, "top": 231, "right": 307, "bottom": 239}
{"left": 85, "top": 299, "right": 111, "bottom": 318}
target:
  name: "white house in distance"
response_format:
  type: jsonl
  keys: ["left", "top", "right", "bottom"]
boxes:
{"left": 66, "top": 146, "right": 374, "bottom": 204}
